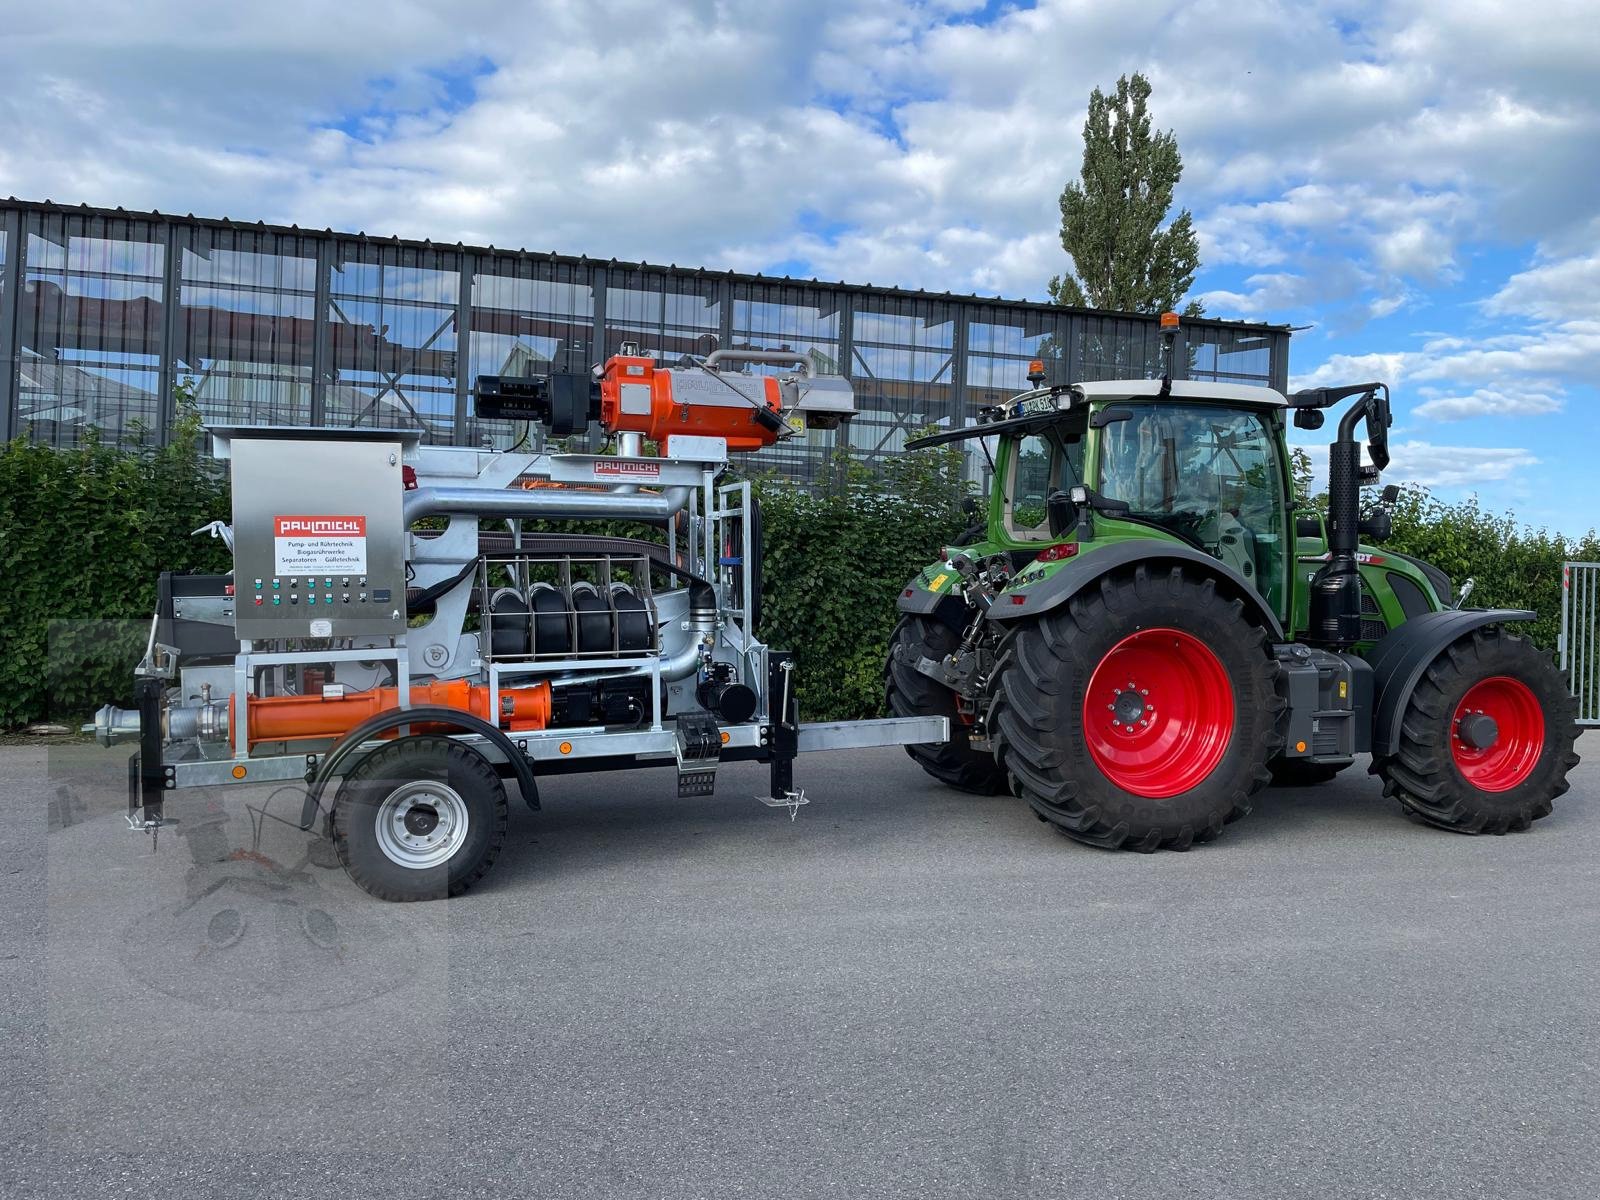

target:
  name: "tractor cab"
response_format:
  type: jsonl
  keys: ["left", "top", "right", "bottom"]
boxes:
{"left": 988, "top": 381, "right": 1294, "bottom": 621}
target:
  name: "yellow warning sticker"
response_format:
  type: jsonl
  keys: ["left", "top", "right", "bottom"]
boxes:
{"left": 1339, "top": 681, "right": 1348, "bottom": 698}
{"left": 929, "top": 573, "right": 949, "bottom": 590}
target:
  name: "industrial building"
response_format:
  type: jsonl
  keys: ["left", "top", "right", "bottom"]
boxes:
{"left": 0, "top": 199, "right": 1290, "bottom": 482}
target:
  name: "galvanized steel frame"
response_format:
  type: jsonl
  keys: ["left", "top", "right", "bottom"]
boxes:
{"left": 1560, "top": 561, "right": 1600, "bottom": 725}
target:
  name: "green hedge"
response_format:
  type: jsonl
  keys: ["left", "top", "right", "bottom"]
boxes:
{"left": 2, "top": 427, "right": 1593, "bottom": 730}
{"left": 0, "top": 411, "right": 231, "bottom": 729}
{"left": 1382, "top": 486, "right": 1600, "bottom": 651}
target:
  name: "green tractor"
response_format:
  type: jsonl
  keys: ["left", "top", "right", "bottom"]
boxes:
{"left": 887, "top": 327, "right": 1579, "bottom": 850}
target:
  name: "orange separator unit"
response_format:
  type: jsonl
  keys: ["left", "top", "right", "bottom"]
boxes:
{"left": 233, "top": 679, "right": 552, "bottom": 748}
{"left": 599, "top": 355, "right": 784, "bottom": 450}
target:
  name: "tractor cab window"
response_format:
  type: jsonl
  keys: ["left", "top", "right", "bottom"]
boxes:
{"left": 1004, "top": 416, "right": 1087, "bottom": 540}
{"left": 1097, "top": 402, "right": 1288, "bottom": 616}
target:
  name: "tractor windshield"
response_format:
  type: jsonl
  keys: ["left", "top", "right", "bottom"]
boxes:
{"left": 1097, "top": 402, "right": 1288, "bottom": 616}
{"left": 1004, "top": 412, "right": 1088, "bottom": 540}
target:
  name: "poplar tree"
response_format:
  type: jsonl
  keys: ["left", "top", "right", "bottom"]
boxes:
{"left": 1049, "top": 72, "right": 1203, "bottom": 315}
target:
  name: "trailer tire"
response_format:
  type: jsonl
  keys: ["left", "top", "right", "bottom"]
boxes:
{"left": 331, "top": 735, "right": 509, "bottom": 901}
{"left": 990, "top": 564, "right": 1284, "bottom": 850}
{"left": 1373, "top": 628, "right": 1579, "bottom": 834}
{"left": 885, "top": 614, "right": 1007, "bottom": 794}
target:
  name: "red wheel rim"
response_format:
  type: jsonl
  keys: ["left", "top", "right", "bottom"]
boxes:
{"left": 1082, "top": 628, "right": 1235, "bottom": 798}
{"left": 1452, "top": 675, "right": 1544, "bottom": 792}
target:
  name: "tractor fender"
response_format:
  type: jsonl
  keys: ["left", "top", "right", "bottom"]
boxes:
{"left": 296, "top": 704, "right": 540, "bottom": 831}
{"left": 896, "top": 576, "right": 972, "bottom": 636}
{"left": 985, "top": 540, "right": 1285, "bottom": 640}
{"left": 1366, "top": 608, "right": 1536, "bottom": 757}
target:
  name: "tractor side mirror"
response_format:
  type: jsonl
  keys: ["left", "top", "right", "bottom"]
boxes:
{"left": 1358, "top": 510, "right": 1393, "bottom": 543}
{"left": 1046, "top": 489, "right": 1078, "bottom": 538}
{"left": 1380, "top": 484, "right": 1400, "bottom": 505}
{"left": 1293, "top": 409, "right": 1325, "bottom": 430}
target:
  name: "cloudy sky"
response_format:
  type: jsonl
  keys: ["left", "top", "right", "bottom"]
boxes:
{"left": 2, "top": 0, "right": 1595, "bottom": 528}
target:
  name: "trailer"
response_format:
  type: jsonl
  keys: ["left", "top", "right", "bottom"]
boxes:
{"left": 86, "top": 347, "right": 946, "bottom": 900}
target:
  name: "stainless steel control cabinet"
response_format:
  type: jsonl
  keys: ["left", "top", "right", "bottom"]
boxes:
{"left": 228, "top": 431, "right": 408, "bottom": 639}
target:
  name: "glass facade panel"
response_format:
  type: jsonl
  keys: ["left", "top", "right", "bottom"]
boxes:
{"left": 1188, "top": 327, "right": 1275, "bottom": 386}
{"left": 466, "top": 255, "right": 596, "bottom": 447}
{"left": 179, "top": 227, "right": 319, "bottom": 428}
{"left": 323, "top": 243, "right": 461, "bottom": 442}
{"left": 18, "top": 212, "right": 166, "bottom": 446}
{"left": 966, "top": 304, "right": 1069, "bottom": 406}
{"left": 845, "top": 296, "right": 957, "bottom": 465}
{"left": 0, "top": 202, "right": 1291, "bottom": 477}
{"left": 604, "top": 269, "right": 720, "bottom": 360}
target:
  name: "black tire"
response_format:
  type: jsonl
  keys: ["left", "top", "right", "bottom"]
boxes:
{"left": 990, "top": 565, "right": 1285, "bottom": 851}
{"left": 1268, "top": 758, "right": 1351, "bottom": 787}
{"left": 1373, "top": 628, "right": 1579, "bottom": 833}
{"left": 331, "top": 735, "right": 510, "bottom": 901}
{"left": 885, "top": 614, "right": 1008, "bottom": 794}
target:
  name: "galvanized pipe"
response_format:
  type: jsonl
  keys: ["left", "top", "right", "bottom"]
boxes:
{"left": 405, "top": 484, "right": 691, "bottom": 525}
{"left": 703, "top": 349, "right": 812, "bottom": 377}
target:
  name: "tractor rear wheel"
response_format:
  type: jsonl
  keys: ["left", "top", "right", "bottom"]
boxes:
{"left": 1373, "top": 628, "right": 1578, "bottom": 833}
{"left": 990, "top": 565, "right": 1284, "bottom": 851}
{"left": 885, "top": 614, "right": 1008, "bottom": 794}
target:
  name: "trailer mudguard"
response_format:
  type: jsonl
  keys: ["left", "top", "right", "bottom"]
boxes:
{"left": 297, "top": 705, "right": 540, "bottom": 830}
{"left": 985, "top": 540, "right": 1286, "bottom": 640}
{"left": 1365, "top": 608, "right": 1536, "bottom": 757}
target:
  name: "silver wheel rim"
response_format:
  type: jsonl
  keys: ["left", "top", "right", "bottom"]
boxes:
{"left": 374, "top": 781, "right": 470, "bottom": 870}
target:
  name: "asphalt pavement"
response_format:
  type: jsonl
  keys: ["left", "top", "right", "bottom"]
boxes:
{"left": 4, "top": 735, "right": 1598, "bottom": 1200}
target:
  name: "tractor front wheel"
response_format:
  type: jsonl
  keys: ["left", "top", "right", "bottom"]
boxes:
{"left": 885, "top": 614, "right": 1008, "bottom": 794}
{"left": 990, "top": 565, "right": 1284, "bottom": 850}
{"left": 1373, "top": 628, "right": 1579, "bottom": 833}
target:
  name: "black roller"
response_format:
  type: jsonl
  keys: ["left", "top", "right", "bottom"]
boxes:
{"left": 530, "top": 582, "right": 571, "bottom": 655}
{"left": 570, "top": 582, "right": 613, "bottom": 653}
{"left": 611, "top": 583, "right": 651, "bottom": 652}
{"left": 488, "top": 587, "right": 530, "bottom": 657}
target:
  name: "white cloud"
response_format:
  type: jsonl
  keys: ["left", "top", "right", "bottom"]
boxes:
{"left": 1385, "top": 441, "right": 1540, "bottom": 489}
{"left": 1485, "top": 251, "right": 1600, "bottom": 324}
{"left": 1413, "top": 388, "right": 1563, "bottom": 422}
{"left": 1, "top": 0, "right": 1594, "bottom": 309}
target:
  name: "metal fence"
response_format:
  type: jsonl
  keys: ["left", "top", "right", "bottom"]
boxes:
{"left": 0, "top": 199, "right": 1291, "bottom": 484}
{"left": 1560, "top": 562, "right": 1600, "bottom": 725}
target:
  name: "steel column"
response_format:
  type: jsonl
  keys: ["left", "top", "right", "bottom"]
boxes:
{"left": 454, "top": 250, "right": 474, "bottom": 445}
{"left": 0, "top": 208, "right": 21, "bottom": 442}
{"left": 156, "top": 220, "right": 185, "bottom": 445}
{"left": 833, "top": 293, "right": 856, "bottom": 489}
{"left": 310, "top": 238, "right": 335, "bottom": 426}
{"left": 950, "top": 306, "right": 970, "bottom": 421}
{"left": 1270, "top": 329, "right": 1290, "bottom": 392}
{"left": 717, "top": 276, "right": 734, "bottom": 353}
{"left": 591, "top": 266, "right": 608, "bottom": 364}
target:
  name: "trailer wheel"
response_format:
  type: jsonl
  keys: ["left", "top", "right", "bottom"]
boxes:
{"left": 331, "top": 735, "right": 509, "bottom": 901}
{"left": 885, "top": 614, "right": 1007, "bottom": 794}
{"left": 1268, "top": 758, "right": 1350, "bottom": 787}
{"left": 1374, "top": 628, "right": 1579, "bottom": 833}
{"left": 990, "top": 565, "right": 1284, "bottom": 850}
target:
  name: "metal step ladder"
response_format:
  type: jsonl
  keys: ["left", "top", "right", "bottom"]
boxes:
{"left": 674, "top": 711, "right": 721, "bottom": 796}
